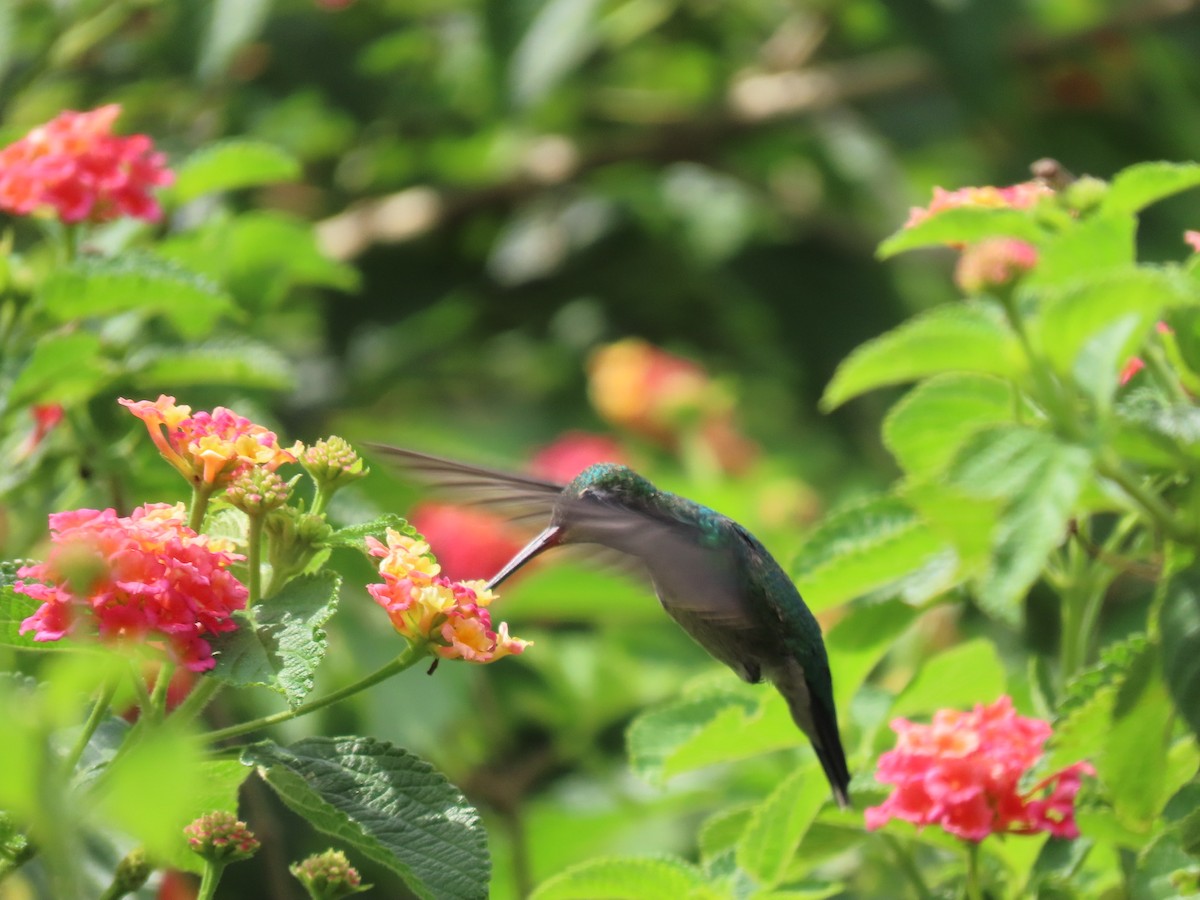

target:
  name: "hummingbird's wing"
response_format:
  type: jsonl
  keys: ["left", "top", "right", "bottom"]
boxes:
{"left": 367, "top": 444, "right": 643, "bottom": 574}
{"left": 366, "top": 444, "right": 564, "bottom": 526}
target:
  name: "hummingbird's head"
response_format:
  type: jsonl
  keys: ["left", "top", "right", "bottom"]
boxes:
{"left": 484, "top": 463, "right": 656, "bottom": 590}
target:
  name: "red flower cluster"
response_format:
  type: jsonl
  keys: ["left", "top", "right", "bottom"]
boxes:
{"left": 0, "top": 104, "right": 172, "bottom": 223}
{"left": 366, "top": 529, "right": 528, "bottom": 664}
{"left": 865, "top": 696, "right": 1093, "bottom": 842}
{"left": 15, "top": 504, "right": 248, "bottom": 671}
{"left": 121, "top": 395, "right": 297, "bottom": 488}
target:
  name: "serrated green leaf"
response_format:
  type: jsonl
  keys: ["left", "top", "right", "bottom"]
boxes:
{"left": 227, "top": 211, "right": 360, "bottom": 302}
{"left": 1162, "top": 563, "right": 1200, "bottom": 742}
{"left": 1023, "top": 212, "right": 1135, "bottom": 289}
{"left": 627, "top": 692, "right": 758, "bottom": 784}
{"left": 698, "top": 803, "right": 754, "bottom": 862}
{"left": 883, "top": 374, "right": 1014, "bottom": 479}
{"left": 170, "top": 139, "right": 300, "bottom": 204}
{"left": 326, "top": 514, "right": 418, "bottom": 552}
{"left": 902, "top": 482, "right": 998, "bottom": 576}
{"left": 821, "top": 303, "right": 1023, "bottom": 410}
{"left": 736, "top": 764, "right": 827, "bottom": 888}
{"left": 530, "top": 856, "right": 710, "bottom": 900}
{"left": 245, "top": 737, "right": 489, "bottom": 900}
{"left": 1132, "top": 830, "right": 1200, "bottom": 900}
{"left": 878, "top": 206, "right": 1045, "bottom": 258}
{"left": 891, "top": 638, "right": 1007, "bottom": 717}
{"left": 949, "top": 427, "right": 1091, "bottom": 623}
{"left": 791, "top": 494, "right": 952, "bottom": 612}
{"left": 0, "top": 578, "right": 49, "bottom": 650}
{"left": 1045, "top": 635, "right": 1149, "bottom": 773}
{"left": 1101, "top": 161, "right": 1200, "bottom": 215}
{"left": 1100, "top": 645, "right": 1172, "bottom": 826}
{"left": 8, "top": 332, "right": 112, "bottom": 408}
{"left": 661, "top": 692, "right": 803, "bottom": 779}
{"left": 128, "top": 339, "right": 293, "bottom": 390}
{"left": 825, "top": 599, "right": 920, "bottom": 712}
{"left": 38, "top": 254, "right": 238, "bottom": 339}
{"left": 1032, "top": 269, "right": 1193, "bottom": 406}
{"left": 208, "top": 572, "right": 341, "bottom": 708}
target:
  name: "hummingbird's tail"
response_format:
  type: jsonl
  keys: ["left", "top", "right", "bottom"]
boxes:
{"left": 770, "top": 660, "right": 852, "bottom": 809}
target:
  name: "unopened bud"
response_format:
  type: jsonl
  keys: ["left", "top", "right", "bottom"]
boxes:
{"left": 302, "top": 437, "right": 368, "bottom": 492}
{"left": 183, "top": 811, "right": 259, "bottom": 864}
{"left": 290, "top": 849, "right": 371, "bottom": 899}
{"left": 226, "top": 467, "right": 291, "bottom": 515}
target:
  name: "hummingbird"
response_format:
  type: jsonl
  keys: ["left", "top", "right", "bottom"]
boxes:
{"left": 372, "top": 446, "right": 851, "bottom": 808}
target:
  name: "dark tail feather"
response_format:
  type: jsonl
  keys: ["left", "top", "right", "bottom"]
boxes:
{"left": 772, "top": 662, "right": 852, "bottom": 809}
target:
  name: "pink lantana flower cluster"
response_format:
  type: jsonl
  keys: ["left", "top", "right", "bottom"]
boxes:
{"left": 15, "top": 504, "right": 248, "bottom": 671}
{"left": 905, "top": 181, "right": 1053, "bottom": 229}
{"left": 0, "top": 104, "right": 172, "bottom": 223}
{"left": 865, "top": 696, "right": 1094, "bottom": 842}
{"left": 366, "top": 529, "right": 529, "bottom": 664}
{"left": 120, "top": 395, "right": 298, "bottom": 488}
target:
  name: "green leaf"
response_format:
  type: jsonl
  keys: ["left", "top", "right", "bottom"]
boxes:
{"left": 530, "top": 856, "right": 710, "bottom": 900}
{"left": 7, "top": 332, "right": 112, "bottom": 408}
{"left": 208, "top": 572, "right": 341, "bottom": 708}
{"left": 821, "top": 303, "right": 1023, "bottom": 410}
{"left": 326, "top": 514, "right": 418, "bottom": 553}
{"left": 825, "top": 599, "right": 921, "bottom": 712}
{"left": 878, "top": 206, "right": 1045, "bottom": 258}
{"left": 1162, "top": 563, "right": 1200, "bottom": 742}
{"left": 128, "top": 339, "right": 293, "bottom": 390}
{"left": 735, "top": 764, "right": 828, "bottom": 888}
{"left": 791, "top": 494, "right": 953, "bottom": 612}
{"left": 891, "top": 638, "right": 1007, "bottom": 717}
{"left": 883, "top": 374, "right": 1014, "bottom": 479}
{"left": 660, "top": 691, "right": 804, "bottom": 778}
{"left": 1023, "top": 212, "right": 1135, "bottom": 289}
{"left": 159, "top": 759, "right": 252, "bottom": 873}
{"left": 170, "top": 139, "right": 301, "bottom": 204}
{"left": 39, "top": 254, "right": 238, "bottom": 340}
{"left": 627, "top": 692, "right": 758, "bottom": 784}
{"left": 1101, "top": 161, "right": 1200, "bottom": 215}
{"left": 1099, "top": 644, "right": 1172, "bottom": 827}
{"left": 244, "top": 737, "right": 489, "bottom": 900}
{"left": 0, "top": 572, "right": 47, "bottom": 650}
{"left": 1132, "top": 830, "right": 1200, "bottom": 900}
{"left": 698, "top": 804, "right": 754, "bottom": 862}
{"left": 949, "top": 427, "right": 1091, "bottom": 623}
{"left": 509, "top": 0, "right": 601, "bottom": 107}
{"left": 1032, "top": 269, "right": 1193, "bottom": 405}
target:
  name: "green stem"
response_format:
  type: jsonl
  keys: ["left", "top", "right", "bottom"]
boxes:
{"left": 879, "top": 833, "right": 932, "bottom": 900}
{"left": 204, "top": 642, "right": 429, "bottom": 744}
{"left": 964, "top": 840, "right": 983, "bottom": 900}
{"left": 246, "top": 512, "right": 264, "bottom": 605}
{"left": 196, "top": 860, "right": 226, "bottom": 900}
{"left": 310, "top": 484, "right": 334, "bottom": 518}
{"left": 148, "top": 661, "right": 177, "bottom": 723}
{"left": 62, "top": 674, "right": 119, "bottom": 775}
{"left": 169, "top": 676, "right": 224, "bottom": 727}
{"left": 1096, "top": 453, "right": 1199, "bottom": 545}
{"left": 189, "top": 482, "right": 214, "bottom": 533}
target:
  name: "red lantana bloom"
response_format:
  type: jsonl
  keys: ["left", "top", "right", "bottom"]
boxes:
{"left": 865, "top": 696, "right": 1093, "bottom": 842}
{"left": 0, "top": 104, "right": 172, "bottom": 223}
{"left": 15, "top": 504, "right": 248, "bottom": 671}
{"left": 529, "top": 431, "right": 629, "bottom": 483}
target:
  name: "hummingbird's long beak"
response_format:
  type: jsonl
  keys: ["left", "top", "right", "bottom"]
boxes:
{"left": 486, "top": 524, "right": 563, "bottom": 590}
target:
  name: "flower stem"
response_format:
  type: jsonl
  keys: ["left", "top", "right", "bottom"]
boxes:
{"left": 196, "top": 860, "right": 226, "bottom": 900}
{"left": 964, "top": 840, "right": 983, "bottom": 900}
{"left": 1096, "top": 452, "right": 1198, "bottom": 545}
{"left": 204, "top": 641, "right": 429, "bottom": 744}
{"left": 63, "top": 674, "right": 119, "bottom": 775}
{"left": 879, "top": 833, "right": 932, "bottom": 900}
{"left": 189, "top": 482, "right": 214, "bottom": 533}
{"left": 148, "top": 661, "right": 177, "bottom": 723}
{"left": 246, "top": 512, "right": 264, "bottom": 605}
{"left": 169, "top": 676, "right": 224, "bottom": 727}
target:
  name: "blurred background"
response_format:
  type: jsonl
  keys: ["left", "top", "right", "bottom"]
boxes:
{"left": 3, "top": 0, "right": 1200, "bottom": 896}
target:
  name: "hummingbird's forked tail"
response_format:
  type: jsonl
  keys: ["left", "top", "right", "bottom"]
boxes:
{"left": 770, "top": 659, "right": 852, "bottom": 810}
